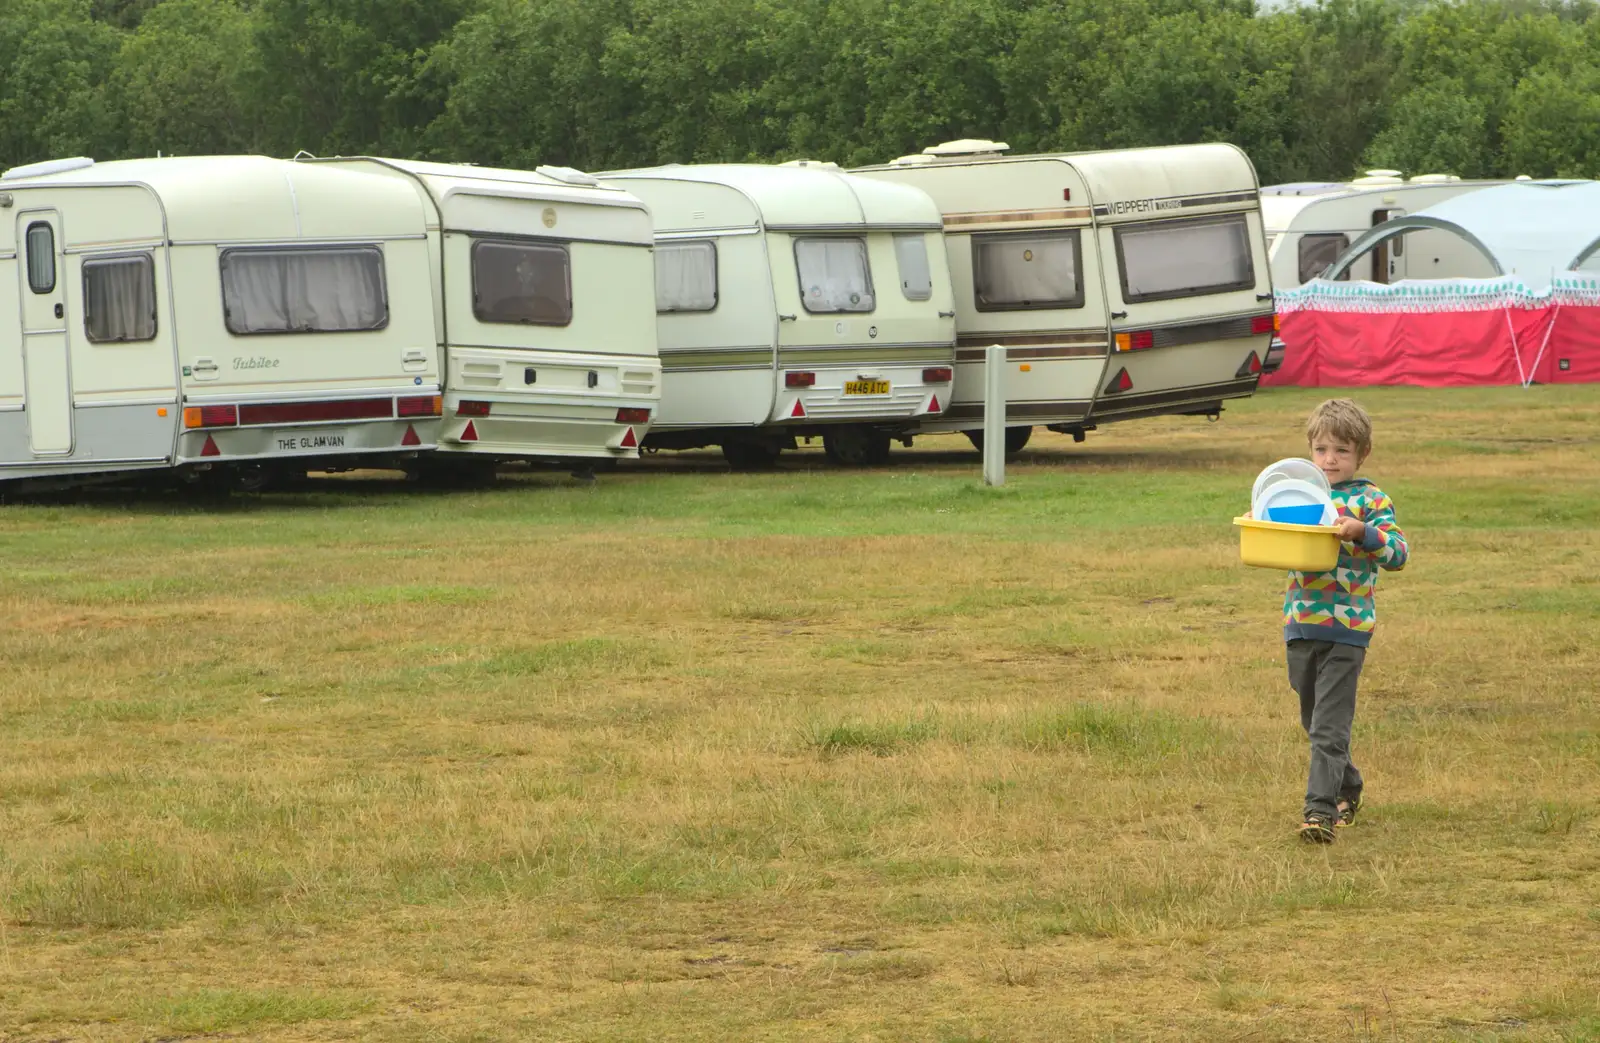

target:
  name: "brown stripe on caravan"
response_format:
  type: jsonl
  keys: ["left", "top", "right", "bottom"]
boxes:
{"left": 942, "top": 400, "right": 1093, "bottom": 424}
{"left": 942, "top": 207, "right": 1092, "bottom": 228}
{"left": 956, "top": 331, "right": 1106, "bottom": 348}
{"left": 955, "top": 346, "right": 1107, "bottom": 362}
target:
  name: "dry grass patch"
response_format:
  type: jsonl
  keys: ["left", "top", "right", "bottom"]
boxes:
{"left": 1, "top": 385, "right": 1598, "bottom": 1041}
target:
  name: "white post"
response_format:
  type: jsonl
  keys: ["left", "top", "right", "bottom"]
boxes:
{"left": 983, "top": 343, "right": 1005, "bottom": 487}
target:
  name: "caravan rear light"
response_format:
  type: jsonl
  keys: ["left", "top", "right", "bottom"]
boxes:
{"left": 397, "top": 394, "right": 442, "bottom": 418}
{"left": 615, "top": 407, "right": 651, "bottom": 424}
{"left": 183, "top": 405, "right": 238, "bottom": 429}
{"left": 785, "top": 371, "right": 816, "bottom": 389}
{"left": 239, "top": 399, "right": 391, "bottom": 425}
{"left": 922, "top": 367, "right": 953, "bottom": 383}
{"left": 1250, "top": 314, "right": 1279, "bottom": 335}
{"left": 1114, "top": 330, "right": 1155, "bottom": 352}
{"left": 456, "top": 400, "right": 491, "bottom": 417}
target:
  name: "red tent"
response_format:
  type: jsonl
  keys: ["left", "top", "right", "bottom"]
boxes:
{"left": 1265, "top": 278, "right": 1600, "bottom": 388}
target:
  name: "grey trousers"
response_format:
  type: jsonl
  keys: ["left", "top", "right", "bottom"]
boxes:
{"left": 1287, "top": 639, "right": 1366, "bottom": 819}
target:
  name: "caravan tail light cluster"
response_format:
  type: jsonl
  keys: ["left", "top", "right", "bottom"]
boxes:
{"left": 1114, "top": 330, "right": 1155, "bottom": 352}
{"left": 397, "top": 395, "right": 443, "bottom": 418}
{"left": 922, "top": 367, "right": 953, "bottom": 383}
{"left": 183, "top": 405, "right": 238, "bottom": 429}
{"left": 1250, "top": 314, "right": 1279, "bottom": 335}
{"left": 456, "top": 400, "right": 492, "bottom": 417}
{"left": 187, "top": 397, "right": 442, "bottom": 428}
{"left": 784, "top": 371, "right": 816, "bottom": 389}
{"left": 615, "top": 407, "right": 651, "bottom": 424}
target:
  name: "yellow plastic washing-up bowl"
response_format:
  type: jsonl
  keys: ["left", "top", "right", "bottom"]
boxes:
{"left": 1233, "top": 516, "right": 1342, "bottom": 571}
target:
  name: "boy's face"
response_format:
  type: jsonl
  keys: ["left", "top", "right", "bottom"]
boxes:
{"left": 1310, "top": 431, "right": 1366, "bottom": 485}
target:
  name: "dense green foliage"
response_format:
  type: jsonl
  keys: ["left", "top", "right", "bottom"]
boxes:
{"left": 2, "top": 0, "right": 1598, "bottom": 181}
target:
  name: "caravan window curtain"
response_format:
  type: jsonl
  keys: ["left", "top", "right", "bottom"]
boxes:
{"left": 1297, "top": 233, "right": 1350, "bottom": 284}
{"left": 1114, "top": 215, "right": 1255, "bottom": 303}
{"left": 83, "top": 254, "right": 157, "bottom": 343}
{"left": 25, "top": 222, "right": 55, "bottom": 294}
{"left": 220, "top": 246, "right": 387, "bottom": 334}
{"left": 972, "top": 231, "right": 1083, "bottom": 311}
{"left": 472, "top": 239, "right": 572, "bottom": 326}
{"left": 893, "top": 234, "right": 933, "bottom": 301}
{"left": 655, "top": 240, "right": 718, "bottom": 312}
{"left": 794, "top": 237, "right": 875, "bottom": 313}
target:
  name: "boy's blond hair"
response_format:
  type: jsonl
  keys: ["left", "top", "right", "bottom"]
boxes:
{"left": 1306, "top": 398, "right": 1372, "bottom": 457}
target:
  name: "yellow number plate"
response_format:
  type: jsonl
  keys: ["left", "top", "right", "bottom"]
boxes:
{"left": 843, "top": 380, "right": 890, "bottom": 395}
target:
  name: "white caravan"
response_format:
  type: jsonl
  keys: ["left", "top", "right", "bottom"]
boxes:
{"left": 598, "top": 163, "right": 956, "bottom": 467}
{"left": 309, "top": 158, "right": 660, "bottom": 474}
{"left": 1261, "top": 172, "right": 1502, "bottom": 370}
{"left": 0, "top": 155, "right": 441, "bottom": 488}
{"left": 854, "top": 140, "right": 1275, "bottom": 452}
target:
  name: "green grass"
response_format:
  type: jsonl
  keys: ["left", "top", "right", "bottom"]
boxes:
{"left": 1, "top": 385, "right": 1598, "bottom": 1041}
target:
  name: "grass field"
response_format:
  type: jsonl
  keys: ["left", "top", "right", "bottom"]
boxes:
{"left": 2, "top": 385, "right": 1598, "bottom": 1042}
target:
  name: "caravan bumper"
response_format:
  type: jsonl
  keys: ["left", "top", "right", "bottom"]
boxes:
{"left": 177, "top": 417, "right": 440, "bottom": 465}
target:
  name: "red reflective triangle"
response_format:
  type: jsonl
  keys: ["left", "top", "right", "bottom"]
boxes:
{"left": 1250, "top": 352, "right": 1262, "bottom": 373}
{"left": 620, "top": 426, "right": 637, "bottom": 448}
{"left": 1117, "top": 369, "right": 1133, "bottom": 391}
{"left": 460, "top": 420, "right": 478, "bottom": 442}
{"left": 401, "top": 424, "right": 421, "bottom": 447}
{"left": 790, "top": 399, "right": 806, "bottom": 418}
{"left": 928, "top": 394, "right": 941, "bottom": 413}
{"left": 200, "top": 435, "right": 220, "bottom": 457}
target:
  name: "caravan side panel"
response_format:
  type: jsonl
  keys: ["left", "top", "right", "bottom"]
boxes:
{"left": 653, "top": 231, "right": 777, "bottom": 429}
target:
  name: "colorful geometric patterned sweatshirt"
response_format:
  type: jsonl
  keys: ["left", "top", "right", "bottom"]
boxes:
{"left": 1283, "top": 478, "right": 1409, "bottom": 648}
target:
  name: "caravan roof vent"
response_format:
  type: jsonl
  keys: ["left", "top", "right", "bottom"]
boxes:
{"left": 922, "top": 138, "right": 1010, "bottom": 158}
{"left": 1408, "top": 173, "right": 1460, "bottom": 183}
{"left": 535, "top": 165, "right": 600, "bottom": 187}
{"left": 3, "top": 156, "right": 96, "bottom": 181}
{"left": 1351, "top": 168, "right": 1404, "bottom": 186}
{"left": 779, "top": 159, "right": 840, "bottom": 169}
{"left": 888, "top": 154, "right": 935, "bottom": 167}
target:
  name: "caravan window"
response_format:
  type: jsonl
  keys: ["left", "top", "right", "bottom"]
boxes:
{"left": 25, "top": 222, "right": 55, "bottom": 294}
{"left": 472, "top": 239, "right": 572, "bottom": 326}
{"left": 220, "top": 246, "right": 387, "bottom": 334}
{"left": 1114, "top": 215, "right": 1255, "bottom": 303}
{"left": 795, "top": 238, "right": 874, "bottom": 313}
{"left": 894, "top": 234, "right": 933, "bottom": 301}
{"left": 972, "top": 231, "right": 1084, "bottom": 311}
{"left": 1297, "top": 234, "right": 1350, "bottom": 283}
{"left": 656, "top": 240, "right": 717, "bottom": 313}
{"left": 83, "top": 254, "right": 157, "bottom": 343}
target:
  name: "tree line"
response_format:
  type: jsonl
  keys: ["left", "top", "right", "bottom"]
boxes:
{"left": 3, "top": 0, "right": 1599, "bottom": 185}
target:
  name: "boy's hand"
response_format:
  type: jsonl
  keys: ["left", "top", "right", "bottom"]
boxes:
{"left": 1335, "top": 516, "right": 1366, "bottom": 542}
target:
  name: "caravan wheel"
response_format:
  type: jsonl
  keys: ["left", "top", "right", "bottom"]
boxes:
{"left": 822, "top": 427, "right": 892, "bottom": 467}
{"left": 964, "top": 426, "right": 1033, "bottom": 456}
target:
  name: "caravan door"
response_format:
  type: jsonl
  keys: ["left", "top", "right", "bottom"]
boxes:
{"left": 16, "top": 210, "right": 73, "bottom": 455}
{"left": 1371, "top": 208, "right": 1406, "bottom": 283}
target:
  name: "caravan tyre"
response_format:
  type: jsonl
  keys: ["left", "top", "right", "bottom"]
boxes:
{"left": 721, "top": 441, "right": 781, "bottom": 471}
{"left": 822, "top": 427, "right": 892, "bottom": 467}
{"left": 964, "top": 426, "right": 1033, "bottom": 456}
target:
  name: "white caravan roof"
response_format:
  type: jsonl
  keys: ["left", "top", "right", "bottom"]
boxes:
{"left": 601, "top": 163, "right": 943, "bottom": 232}
{"left": 1327, "top": 180, "right": 1600, "bottom": 290}
{"left": 0, "top": 155, "right": 425, "bottom": 243}
{"left": 324, "top": 157, "right": 655, "bottom": 246}
{"left": 1259, "top": 176, "right": 1502, "bottom": 233}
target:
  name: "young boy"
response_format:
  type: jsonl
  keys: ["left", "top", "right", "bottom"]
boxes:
{"left": 1285, "top": 399, "right": 1408, "bottom": 844}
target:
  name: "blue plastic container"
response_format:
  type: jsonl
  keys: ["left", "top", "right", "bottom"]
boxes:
{"left": 1266, "top": 503, "right": 1328, "bottom": 525}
